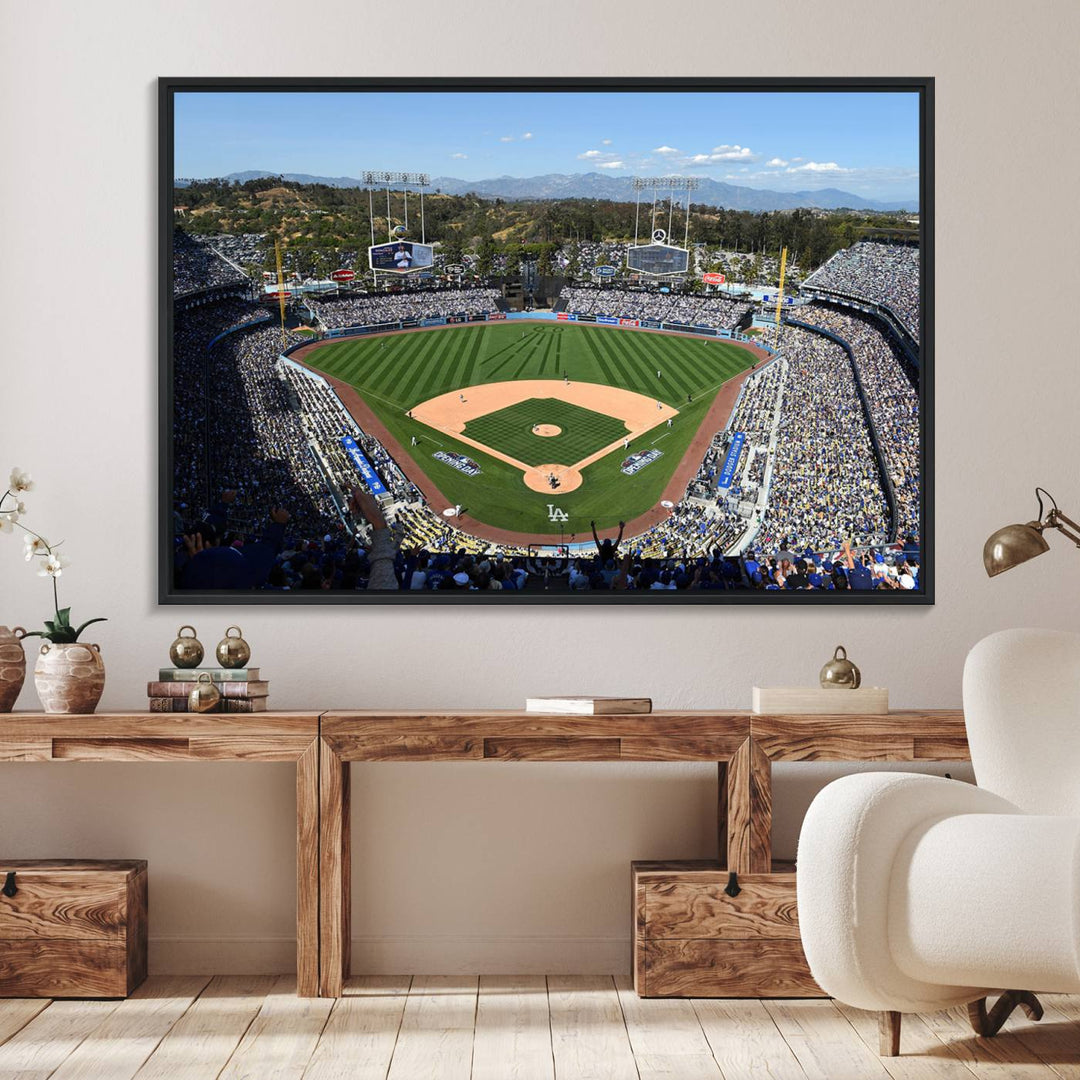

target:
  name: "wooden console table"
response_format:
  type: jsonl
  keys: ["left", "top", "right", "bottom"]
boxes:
{"left": 1, "top": 708, "right": 971, "bottom": 999}
{"left": 0, "top": 712, "right": 321, "bottom": 997}
{"left": 318, "top": 708, "right": 969, "bottom": 998}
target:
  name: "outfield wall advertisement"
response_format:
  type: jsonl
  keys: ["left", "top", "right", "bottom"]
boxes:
{"left": 317, "top": 310, "right": 771, "bottom": 353}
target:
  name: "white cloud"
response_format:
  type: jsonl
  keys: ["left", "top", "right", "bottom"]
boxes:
{"left": 686, "top": 144, "right": 758, "bottom": 165}
{"left": 521, "top": 132, "right": 533, "bottom": 140}
{"left": 578, "top": 149, "right": 603, "bottom": 159}
{"left": 712, "top": 145, "right": 756, "bottom": 161}
{"left": 653, "top": 145, "right": 679, "bottom": 155}
{"left": 451, "top": 152, "right": 467, "bottom": 159}
{"left": 601, "top": 138, "right": 613, "bottom": 145}
{"left": 788, "top": 161, "right": 850, "bottom": 173}
{"left": 499, "top": 135, "right": 515, "bottom": 142}
{"left": 766, "top": 157, "right": 788, "bottom": 167}
{"left": 597, "top": 160, "right": 625, "bottom": 169}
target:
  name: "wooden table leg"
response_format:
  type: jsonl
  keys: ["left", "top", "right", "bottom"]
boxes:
{"left": 726, "top": 738, "right": 772, "bottom": 874}
{"left": 296, "top": 738, "right": 320, "bottom": 997}
{"left": 319, "top": 738, "right": 351, "bottom": 997}
{"left": 717, "top": 761, "right": 728, "bottom": 869}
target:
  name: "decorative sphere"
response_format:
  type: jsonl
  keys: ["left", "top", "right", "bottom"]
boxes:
{"left": 169, "top": 626, "right": 204, "bottom": 668}
{"left": 393, "top": 224, "right": 407, "bottom": 238}
{"left": 216, "top": 626, "right": 251, "bottom": 669}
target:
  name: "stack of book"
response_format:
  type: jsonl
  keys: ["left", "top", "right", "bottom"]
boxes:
{"left": 147, "top": 668, "right": 269, "bottom": 713}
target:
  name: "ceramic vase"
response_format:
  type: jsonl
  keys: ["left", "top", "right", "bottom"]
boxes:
{"left": 34, "top": 642, "right": 106, "bottom": 714}
{"left": 0, "top": 626, "right": 27, "bottom": 713}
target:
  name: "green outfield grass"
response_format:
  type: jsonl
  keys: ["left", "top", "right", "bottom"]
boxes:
{"left": 463, "top": 398, "right": 630, "bottom": 467}
{"left": 303, "top": 323, "right": 755, "bottom": 537}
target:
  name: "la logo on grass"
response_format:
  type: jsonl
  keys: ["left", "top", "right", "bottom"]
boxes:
{"left": 547, "top": 505, "right": 569, "bottom": 522}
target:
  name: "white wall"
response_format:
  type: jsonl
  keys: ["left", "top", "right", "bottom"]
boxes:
{"left": 2, "top": 0, "right": 1078, "bottom": 974}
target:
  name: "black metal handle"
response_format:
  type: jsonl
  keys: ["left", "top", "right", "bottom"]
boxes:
{"left": 2, "top": 871, "right": 16, "bottom": 898}
{"left": 724, "top": 871, "right": 741, "bottom": 898}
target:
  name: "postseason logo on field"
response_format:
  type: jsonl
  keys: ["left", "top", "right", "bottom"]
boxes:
{"left": 620, "top": 449, "right": 664, "bottom": 476}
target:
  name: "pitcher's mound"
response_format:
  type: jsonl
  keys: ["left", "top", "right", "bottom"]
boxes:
{"left": 523, "top": 464, "right": 583, "bottom": 493}
{"left": 532, "top": 424, "right": 562, "bottom": 437}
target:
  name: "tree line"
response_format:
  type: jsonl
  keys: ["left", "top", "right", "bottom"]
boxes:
{"left": 175, "top": 177, "right": 916, "bottom": 279}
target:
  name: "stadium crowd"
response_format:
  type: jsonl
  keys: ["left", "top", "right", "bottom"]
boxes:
{"left": 752, "top": 323, "right": 892, "bottom": 554}
{"left": 173, "top": 229, "right": 249, "bottom": 297}
{"left": 790, "top": 304, "right": 920, "bottom": 539}
{"left": 558, "top": 286, "right": 753, "bottom": 330}
{"left": 801, "top": 241, "right": 919, "bottom": 342}
{"left": 308, "top": 287, "right": 502, "bottom": 330}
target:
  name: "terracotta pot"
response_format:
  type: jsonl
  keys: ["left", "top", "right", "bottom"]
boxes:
{"left": 34, "top": 642, "right": 106, "bottom": 715}
{"left": 0, "top": 626, "right": 27, "bottom": 713}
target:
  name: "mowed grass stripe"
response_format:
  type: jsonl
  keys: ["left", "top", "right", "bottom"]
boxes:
{"left": 593, "top": 329, "right": 655, "bottom": 400}
{"left": 662, "top": 339, "right": 713, "bottom": 397}
{"left": 388, "top": 334, "right": 438, "bottom": 403}
{"left": 413, "top": 329, "right": 468, "bottom": 403}
{"left": 459, "top": 324, "right": 488, "bottom": 387}
{"left": 332, "top": 340, "right": 368, "bottom": 383}
{"left": 390, "top": 334, "right": 435, "bottom": 403}
{"left": 618, "top": 331, "right": 688, "bottom": 399}
{"left": 485, "top": 329, "right": 540, "bottom": 377}
{"left": 653, "top": 334, "right": 718, "bottom": 392}
{"left": 579, "top": 328, "right": 623, "bottom": 389}
{"left": 407, "top": 329, "right": 466, "bottom": 403}
{"left": 361, "top": 333, "right": 421, "bottom": 390}
{"left": 508, "top": 336, "right": 546, "bottom": 381}
{"left": 541, "top": 330, "right": 558, "bottom": 376}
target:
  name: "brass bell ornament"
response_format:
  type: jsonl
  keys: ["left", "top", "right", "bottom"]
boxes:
{"left": 215, "top": 626, "right": 251, "bottom": 669}
{"left": 187, "top": 672, "right": 221, "bottom": 713}
{"left": 169, "top": 625, "right": 204, "bottom": 669}
{"left": 820, "top": 645, "right": 861, "bottom": 689}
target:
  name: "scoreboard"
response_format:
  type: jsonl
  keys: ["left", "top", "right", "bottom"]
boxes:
{"left": 368, "top": 240, "right": 434, "bottom": 275}
{"left": 626, "top": 241, "right": 689, "bottom": 277}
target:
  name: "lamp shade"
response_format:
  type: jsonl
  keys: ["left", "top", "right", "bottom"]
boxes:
{"left": 983, "top": 522, "right": 1050, "bottom": 577}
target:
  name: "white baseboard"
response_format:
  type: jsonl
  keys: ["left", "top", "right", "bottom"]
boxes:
{"left": 148, "top": 935, "right": 630, "bottom": 975}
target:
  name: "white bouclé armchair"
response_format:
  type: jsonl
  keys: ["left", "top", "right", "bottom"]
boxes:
{"left": 797, "top": 628, "right": 1080, "bottom": 1055}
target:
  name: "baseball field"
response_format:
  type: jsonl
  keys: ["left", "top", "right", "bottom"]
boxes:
{"left": 297, "top": 322, "right": 759, "bottom": 539}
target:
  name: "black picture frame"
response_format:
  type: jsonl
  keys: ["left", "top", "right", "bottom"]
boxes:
{"left": 159, "top": 76, "right": 933, "bottom": 606}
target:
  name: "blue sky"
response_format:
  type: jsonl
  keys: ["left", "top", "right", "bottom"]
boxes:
{"left": 175, "top": 90, "right": 919, "bottom": 200}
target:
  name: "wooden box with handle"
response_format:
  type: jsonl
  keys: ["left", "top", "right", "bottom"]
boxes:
{"left": 633, "top": 860, "right": 821, "bottom": 997}
{"left": 0, "top": 859, "right": 148, "bottom": 997}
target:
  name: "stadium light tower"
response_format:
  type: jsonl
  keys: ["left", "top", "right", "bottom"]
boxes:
{"left": 631, "top": 177, "right": 700, "bottom": 251}
{"left": 362, "top": 170, "right": 432, "bottom": 289}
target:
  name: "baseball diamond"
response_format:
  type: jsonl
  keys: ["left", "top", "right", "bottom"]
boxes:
{"left": 464, "top": 399, "right": 631, "bottom": 467}
{"left": 294, "top": 322, "right": 758, "bottom": 540}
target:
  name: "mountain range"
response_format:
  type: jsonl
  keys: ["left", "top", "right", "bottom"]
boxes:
{"left": 177, "top": 170, "right": 917, "bottom": 214}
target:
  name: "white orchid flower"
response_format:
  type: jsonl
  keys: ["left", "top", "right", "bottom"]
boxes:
{"left": 38, "top": 552, "right": 69, "bottom": 578}
{"left": 8, "top": 469, "right": 33, "bottom": 493}
{"left": 23, "top": 534, "right": 49, "bottom": 560}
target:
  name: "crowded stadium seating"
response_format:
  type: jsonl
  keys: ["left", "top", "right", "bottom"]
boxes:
{"left": 801, "top": 241, "right": 919, "bottom": 343}
{"left": 308, "top": 287, "right": 502, "bottom": 330}
{"left": 558, "top": 285, "right": 753, "bottom": 330}
{"left": 173, "top": 228, "right": 249, "bottom": 297}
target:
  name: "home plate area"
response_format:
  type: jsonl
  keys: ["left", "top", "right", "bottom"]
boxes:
{"left": 410, "top": 379, "right": 677, "bottom": 496}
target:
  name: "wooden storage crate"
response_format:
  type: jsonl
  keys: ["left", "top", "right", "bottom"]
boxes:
{"left": 632, "top": 860, "right": 822, "bottom": 998}
{"left": 0, "top": 859, "right": 148, "bottom": 998}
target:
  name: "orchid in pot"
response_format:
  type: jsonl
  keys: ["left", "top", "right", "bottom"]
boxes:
{"left": 1, "top": 468, "right": 108, "bottom": 713}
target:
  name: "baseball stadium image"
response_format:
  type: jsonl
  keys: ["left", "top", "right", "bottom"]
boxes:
{"left": 162, "top": 79, "right": 931, "bottom": 602}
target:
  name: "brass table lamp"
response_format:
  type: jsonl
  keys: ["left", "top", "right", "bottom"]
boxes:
{"left": 984, "top": 488, "right": 1080, "bottom": 577}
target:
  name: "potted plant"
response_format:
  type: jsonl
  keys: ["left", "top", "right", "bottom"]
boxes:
{"left": 1, "top": 468, "right": 107, "bottom": 714}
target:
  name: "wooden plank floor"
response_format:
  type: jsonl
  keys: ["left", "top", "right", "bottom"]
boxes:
{"left": 1, "top": 976, "right": 1078, "bottom": 1079}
